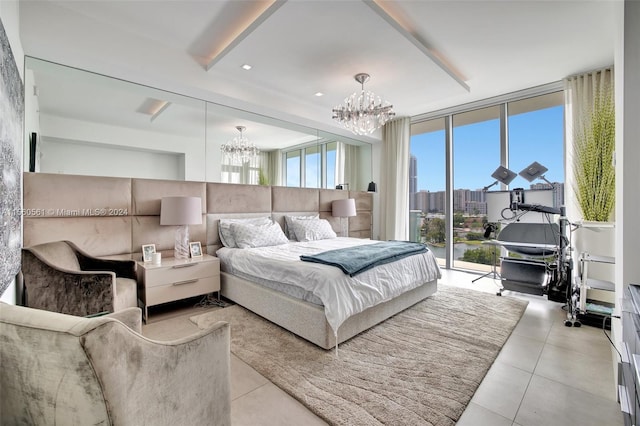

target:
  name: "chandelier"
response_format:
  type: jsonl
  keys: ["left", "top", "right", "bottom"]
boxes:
{"left": 220, "top": 126, "right": 259, "bottom": 163}
{"left": 332, "top": 73, "right": 395, "bottom": 135}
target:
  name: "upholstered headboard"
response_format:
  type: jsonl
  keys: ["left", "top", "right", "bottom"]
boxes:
{"left": 206, "top": 183, "right": 372, "bottom": 253}
{"left": 22, "top": 173, "right": 372, "bottom": 259}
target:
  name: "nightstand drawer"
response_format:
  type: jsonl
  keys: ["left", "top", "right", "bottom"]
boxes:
{"left": 143, "top": 261, "right": 219, "bottom": 287}
{"left": 146, "top": 275, "right": 220, "bottom": 306}
{"left": 136, "top": 254, "right": 221, "bottom": 322}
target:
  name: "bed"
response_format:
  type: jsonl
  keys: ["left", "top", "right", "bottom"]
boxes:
{"left": 215, "top": 212, "right": 441, "bottom": 349}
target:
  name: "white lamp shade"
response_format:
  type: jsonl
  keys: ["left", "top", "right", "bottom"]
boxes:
{"left": 160, "top": 197, "right": 202, "bottom": 225}
{"left": 332, "top": 198, "right": 357, "bottom": 218}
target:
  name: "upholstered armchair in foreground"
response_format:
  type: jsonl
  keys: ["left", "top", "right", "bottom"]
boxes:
{"left": 0, "top": 304, "right": 231, "bottom": 426}
{"left": 22, "top": 240, "right": 138, "bottom": 317}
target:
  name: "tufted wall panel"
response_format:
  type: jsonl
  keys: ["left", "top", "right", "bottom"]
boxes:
{"left": 22, "top": 173, "right": 373, "bottom": 259}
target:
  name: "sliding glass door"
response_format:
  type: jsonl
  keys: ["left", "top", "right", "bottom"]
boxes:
{"left": 508, "top": 93, "right": 565, "bottom": 206}
{"left": 409, "top": 118, "right": 446, "bottom": 264}
{"left": 410, "top": 89, "right": 564, "bottom": 271}
{"left": 452, "top": 106, "right": 500, "bottom": 270}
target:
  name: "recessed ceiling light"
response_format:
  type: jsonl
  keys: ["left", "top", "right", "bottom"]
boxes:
{"left": 241, "top": 64, "right": 252, "bottom": 70}
{"left": 314, "top": 92, "right": 324, "bottom": 97}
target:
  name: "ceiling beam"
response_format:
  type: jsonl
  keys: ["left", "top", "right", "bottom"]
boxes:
{"left": 205, "top": 0, "right": 287, "bottom": 71}
{"left": 363, "top": 0, "right": 470, "bottom": 92}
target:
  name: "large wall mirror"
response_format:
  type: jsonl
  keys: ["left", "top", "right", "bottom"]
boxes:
{"left": 24, "top": 57, "right": 371, "bottom": 190}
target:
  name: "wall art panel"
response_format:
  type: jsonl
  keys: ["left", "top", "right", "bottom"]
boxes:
{"left": 0, "top": 20, "right": 24, "bottom": 295}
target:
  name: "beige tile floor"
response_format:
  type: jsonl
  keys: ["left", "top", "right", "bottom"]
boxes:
{"left": 142, "top": 269, "right": 623, "bottom": 426}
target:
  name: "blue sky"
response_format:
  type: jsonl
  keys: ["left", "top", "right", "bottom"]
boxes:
{"left": 410, "top": 105, "right": 564, "bottom": 192}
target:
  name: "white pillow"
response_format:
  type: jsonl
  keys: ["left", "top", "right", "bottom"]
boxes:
{"left": 219, "top": 217, "right": 271, "bottom": 248}
{"left": 284, "top": 214, "right": 319, "bottom": 240}
{"left": 231, "top": 221, "right": 289, "bottom": 249}
{"left": 292, "top": 219, "right": 337, "bottom": 242}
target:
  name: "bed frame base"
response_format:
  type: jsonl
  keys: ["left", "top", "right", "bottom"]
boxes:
{"left": 221, "top": 272, "right": 437, "bottom": 349}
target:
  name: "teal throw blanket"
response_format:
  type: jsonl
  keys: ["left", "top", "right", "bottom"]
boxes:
{"left": 300, "top": 241, "right": 428, "bottom": 276}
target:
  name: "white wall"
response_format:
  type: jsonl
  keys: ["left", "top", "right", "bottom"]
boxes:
{"left": 1, "top": 1, "right": 23, "bottom": 304}
{"left": 40, "top": 139, "right": 184, "bottom": 180}
{"left": 614, "top": 0, "right": 640, "bottom": 348}
{"left": 39, "top": 114, "right": 206, "bottom": 181}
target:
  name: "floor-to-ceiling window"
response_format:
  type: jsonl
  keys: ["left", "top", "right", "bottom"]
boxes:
{"left": 284, "top": 141, "right": 338, "bottom": 189}
{"left": 410, "top": 88, "right": 564, "bottom": 271}
{"left": 286, "top": 150, "right": 301, "bottom": 187}
{"left": 305, "top": 145, "right": 321, "bottom": 188}
{"left": 452, "top": 105, "right": 501, "bottom": 270}
{"left": 409, "top": 118, "right": 446, "bottom": 263}
{"left": 508, "top": 93, "right": 565, "bottom": 206}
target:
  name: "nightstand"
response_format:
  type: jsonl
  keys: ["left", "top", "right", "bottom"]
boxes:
{"left": 136, "top": 254, "right": 220, "bottom": 321}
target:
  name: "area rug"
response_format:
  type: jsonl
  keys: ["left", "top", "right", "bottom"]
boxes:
{"left": 190, "top": 285, "right": 528, "bottom": 426}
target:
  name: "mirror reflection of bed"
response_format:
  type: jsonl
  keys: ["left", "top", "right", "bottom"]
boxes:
{"left": 210, "top": 184, "right": 442, "bottom": 350}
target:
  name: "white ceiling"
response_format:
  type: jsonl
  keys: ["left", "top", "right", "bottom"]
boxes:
{"left": 18, "top": 0, "right": 617, "bottom": 143}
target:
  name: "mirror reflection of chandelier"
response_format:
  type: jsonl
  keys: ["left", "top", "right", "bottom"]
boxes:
{"left": 332, "top": 73, "right": 395, "bottom": 135}
{"left": 220, "top": 126, "right": 259, "bottom": 163}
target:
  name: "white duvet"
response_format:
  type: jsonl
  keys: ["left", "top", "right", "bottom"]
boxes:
{"left": 216, "top": 237, "right": 441, "bottom": 334}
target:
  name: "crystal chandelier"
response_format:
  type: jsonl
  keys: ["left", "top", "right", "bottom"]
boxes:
{"left": 220, "top": 126, "right": 259, "bottom": 163}
{"left": 332, "top": 73, "right": 395, "bottom": 135}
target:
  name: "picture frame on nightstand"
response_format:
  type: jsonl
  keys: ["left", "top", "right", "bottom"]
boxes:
{"left": 142, "top": 244, "right": 156, "bottom": 262}
{"left": 189, "top": 241, "right": 203, "bottom": 258}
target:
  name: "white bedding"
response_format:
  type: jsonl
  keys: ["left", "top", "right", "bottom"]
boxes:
{"left": 216, "top": 237, "right": 441, "bottom": 334}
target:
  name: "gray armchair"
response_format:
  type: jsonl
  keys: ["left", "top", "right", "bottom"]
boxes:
{"left": 22, "top": 240, "right": 138, "bottom": 317}
{"left": 0, "top": 303, "right": 231, "bottom": 426}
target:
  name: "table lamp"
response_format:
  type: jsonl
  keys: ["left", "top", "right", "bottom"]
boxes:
{"left": 332, "top": 198, "right": 357, "bottom": 237}
{"left": 160, "top": 196, "right": 202, "bottom": 259}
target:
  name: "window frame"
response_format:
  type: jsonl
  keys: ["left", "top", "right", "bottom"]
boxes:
{"left": 282, "top": 140, "right": 338, "bottom": 189}
{"left": 410, "top": 82, "right": 564, "bottom": 270}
